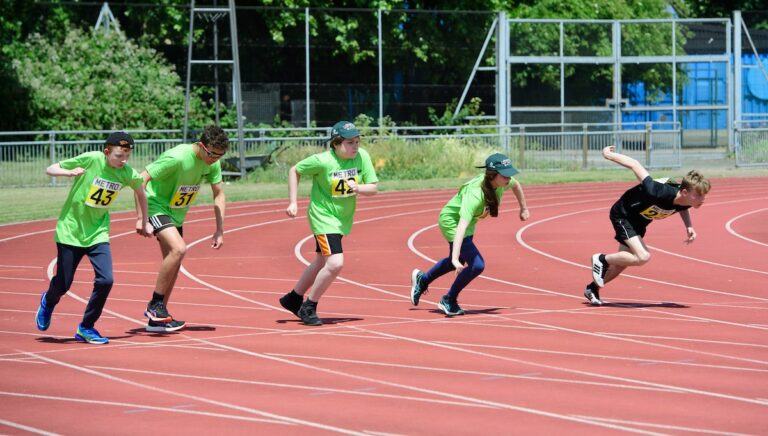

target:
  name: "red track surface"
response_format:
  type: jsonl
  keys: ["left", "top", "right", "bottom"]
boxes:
{"left": 1, "top": 177, "right": 767, "bottom": 434}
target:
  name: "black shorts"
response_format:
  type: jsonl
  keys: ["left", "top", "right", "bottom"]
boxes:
{"left": 314, "top": 234, "right": 343, "bottom": 256}
{"left": 610, "top": 215, "right": 647, "bottom": 245}
{"left": 149, "top": 215, "right": 184, "bottom": 237}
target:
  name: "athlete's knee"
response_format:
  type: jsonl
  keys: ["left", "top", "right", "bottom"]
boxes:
{"left": 636, "top": 250, "right": 651, "bottom": 265}
{"left": 93, "top": 275, "right": 114, "bottom": 290}
{"left": 324, "top": 256, "right": 344, "bottom": 275}
{"left": 468, "top": 256, "right": 485, "bottom": 276}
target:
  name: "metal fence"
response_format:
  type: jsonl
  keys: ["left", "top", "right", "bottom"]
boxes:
{"left": 0, "top": 123, "right": 682, "bottom": 187}
{"left": 735, "top": 121, "right": 768, "bottom": 167}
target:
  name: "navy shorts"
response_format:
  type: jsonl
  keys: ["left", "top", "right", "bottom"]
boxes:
{"left": 149, "top": 215, "right": 184, "bottom": 237}
{"left": 314, "top": 234, "right": 343, "bottom": 256}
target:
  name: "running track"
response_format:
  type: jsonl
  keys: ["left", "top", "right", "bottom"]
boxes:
{"left": 1, "top": 177, "right": 766, "bottom": 435}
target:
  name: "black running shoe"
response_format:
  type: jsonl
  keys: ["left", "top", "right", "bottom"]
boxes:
{"left": 279, "top": 291, "right": 303, "bottom": 317}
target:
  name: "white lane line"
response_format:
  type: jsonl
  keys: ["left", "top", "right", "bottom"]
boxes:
{"left": 725, "top": 207, "right": 768, "bottom": 248}
{"left": 0, "top": 418, "right": 59, "bottom": 436}
{"left": 0, "top": 391, "right": 288, "bottom": 425}
{"left": 22, "top": 352, "right": 366, "bottom": 435}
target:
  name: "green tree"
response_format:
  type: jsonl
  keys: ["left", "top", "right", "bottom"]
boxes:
{"left": 8, "top": 28, "right": 227, "bottom": 131}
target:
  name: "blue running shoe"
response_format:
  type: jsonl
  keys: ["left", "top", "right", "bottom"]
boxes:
{"left": 74, "top": 324, "right": 109, "bottom": 344}
{"left": 437, "top": 295, "right": 465, "bottom": 316}
{"left": 36, "top": 292, "right": 54, "bottom": 331}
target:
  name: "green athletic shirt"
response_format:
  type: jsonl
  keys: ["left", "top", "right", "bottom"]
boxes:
{"left": 146, "top": 143, "right": 222, "bottom": 226}
{"left": 295, "top": 148, "right": 378, "bottom": 235}
{"left": 438, "top": 174, "right": 514, "bottom": 242}
{"left": 54, "top": 151, "right": 143, "bottom": 247}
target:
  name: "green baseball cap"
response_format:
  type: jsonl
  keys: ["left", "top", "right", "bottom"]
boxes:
{"left": 477, "top": 153, "right": 519, "bottom": 177}
{"left": 330, "top": 121, "right": 360, "bottom": 141}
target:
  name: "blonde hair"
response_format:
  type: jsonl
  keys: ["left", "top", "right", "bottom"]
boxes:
{"left": 681, "top": 170, "right": 711, "bottom": 195}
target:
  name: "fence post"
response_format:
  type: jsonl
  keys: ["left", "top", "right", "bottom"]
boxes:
{"left": 645, "top": 122, "right": 652, "bottom": 167}
{"left": 49, "top": 131, "right": 57, "bottom": 187}
{"left": 582, "top": 123, "right": 588, "bottom": 169}
{"left": 518, "top": 126, "right": 525, "bottom": 169}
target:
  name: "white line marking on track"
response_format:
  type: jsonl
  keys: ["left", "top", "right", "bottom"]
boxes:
{"left": 0, "top": 417, "right": 59, "bottom": 436}
{"left": 725, "top": 207, "right": 768, "bottom": 248}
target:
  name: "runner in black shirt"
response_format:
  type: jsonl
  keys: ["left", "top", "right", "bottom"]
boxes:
{"left": 585, "top": 145, "right": 711, "bottom": 305}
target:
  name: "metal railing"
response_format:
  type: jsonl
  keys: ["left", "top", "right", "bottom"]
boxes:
{"left": 0, "top": 122, "right": 682, "bottom": 187}
{"left": 734, "top": 121, "right": 768, "bottom": 167}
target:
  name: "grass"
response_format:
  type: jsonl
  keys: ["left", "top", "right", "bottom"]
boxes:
{"left": 2, "top": 166, "right": 766, "bottom": 225}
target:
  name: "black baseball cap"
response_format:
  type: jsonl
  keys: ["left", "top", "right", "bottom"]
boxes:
{"left": 105, "top": 131, "right": 134, "bottom": 149}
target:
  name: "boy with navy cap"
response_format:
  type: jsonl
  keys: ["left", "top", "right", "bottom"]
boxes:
{"left": 410, "top": 153, "right": 530, "bottom": 316}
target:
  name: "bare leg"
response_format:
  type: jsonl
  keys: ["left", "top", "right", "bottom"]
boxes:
{"left": 153, "top": 227, "right": 186, "bottom": 305}
{"left": 293, "top": 253, "right": 326, "bottom": 296}
{"left": 603, "top": 237, "right": 650, "bottom": 286}
{"left": 306, "top": 253, "right": 344, "bottom": 302}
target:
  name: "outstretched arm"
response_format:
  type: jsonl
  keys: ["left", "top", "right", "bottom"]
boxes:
{"left": 133, "top": 187, "right": 152, "bottom": 237}
{"left": 509, "top": 180, "right": 530, "bottom": 221}
{"left": 602, "top": 145, "right": 649, "bottom": 182}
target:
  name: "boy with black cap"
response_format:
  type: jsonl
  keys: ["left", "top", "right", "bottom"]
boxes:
{"left": 139, "top": 125, "right": 228, "bottom": 332}
{"left": 35, "top": 131, "right": 152, "bottom": 344}
{"left": 410, "top": 153, "right": 530, "bottom": 316}
{"left": 279, "top": 120, "right": 379, "bottom": 326}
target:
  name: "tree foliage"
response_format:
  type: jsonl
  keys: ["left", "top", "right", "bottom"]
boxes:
{"left": 8, "top": 28, "right": 227, "bottom": 131}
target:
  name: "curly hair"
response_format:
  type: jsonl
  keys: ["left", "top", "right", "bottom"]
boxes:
{"left": 199, "top": 125, "right": 229, "bottom": 150}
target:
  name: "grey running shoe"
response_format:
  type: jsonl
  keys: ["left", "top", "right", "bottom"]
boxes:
{"left": 144, "top": 299, "right": 172, "bottom": 322}
{"left": 410, "top": 269, "right": 428, "bottom": 306}
{"left": 298, "top": 300, "right": 322, "bottom": 326}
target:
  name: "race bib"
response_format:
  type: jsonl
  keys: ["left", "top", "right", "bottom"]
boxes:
{"left": 170, "top": 185, "right": 200, "bottom": 208}
{"left": 330, "top": 168, "right": 359, "bottom": 198}
{"left": 85, "top": 177, "right": 122, "bottom": 208}
{"left": 639, "top": 205, "right": 676, "bottom": 220}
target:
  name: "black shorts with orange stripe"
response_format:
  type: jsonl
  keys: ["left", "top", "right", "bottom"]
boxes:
{"left": 314, "top": 234, "right": 343, "bottom": 256}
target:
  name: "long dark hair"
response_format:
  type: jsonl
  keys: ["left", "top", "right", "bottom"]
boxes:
{"left": 481, "top": 170, "right": 500, "bottom": 217}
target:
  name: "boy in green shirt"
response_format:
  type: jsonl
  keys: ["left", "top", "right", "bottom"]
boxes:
{"left": 139, "top": 125, "right": 228, "bottom": 332}
{"left": 410, "top": 153, "right": 530, "bottom": 316}
{"left": 35, "top": 132, "right": 152, "bottom": 344}
{"left": 280, "top": 121, "right": 379, "bottom": 326}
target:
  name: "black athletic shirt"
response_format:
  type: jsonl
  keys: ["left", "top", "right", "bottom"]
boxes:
{"left": 610, "top": 176, "right": 690, "bottom": 227}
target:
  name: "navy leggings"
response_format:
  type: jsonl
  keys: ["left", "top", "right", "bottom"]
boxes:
{"left": 420, "top": 236, "right": 485, "bottom": 299}
{"left": 44, "top": 242, "right": 114, "bottom": 328}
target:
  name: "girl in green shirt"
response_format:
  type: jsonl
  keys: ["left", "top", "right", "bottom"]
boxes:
{"left": 410, "top": 153, "right": 530, "bottom": 316}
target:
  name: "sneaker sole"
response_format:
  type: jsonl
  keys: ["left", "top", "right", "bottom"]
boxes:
{"left": 584, "top": 289, "right": 603, "bottom": 306}
{"left": 145, "top": 322, "right": 185, "bottom": 333}
{"left": 410, "top": 269, "right": 420, "bottom": 306}
{"left": 437, "top": 301, "right": 462, "bottom": 317}
{"left": 591, "top": 254, "right": 605, "bottom": 288}
{"left": 74, "top": 333, "right": 109, "bottom": 344}
{"left": 144, "top": 310, "right": 173, "bottom": 323}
